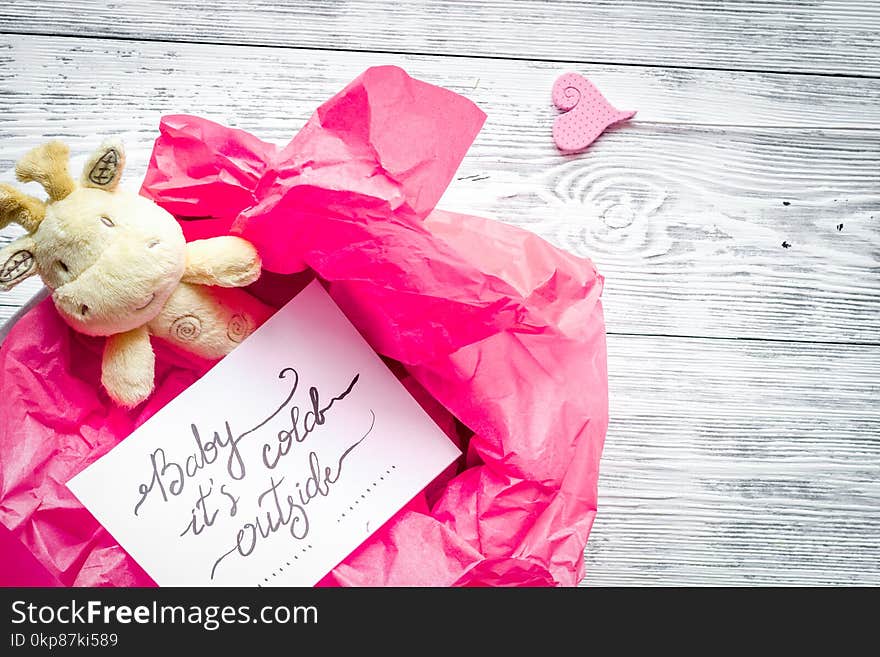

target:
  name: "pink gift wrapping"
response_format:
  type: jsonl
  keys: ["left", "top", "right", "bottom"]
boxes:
{"left": 0, "top": 66, "right": 608, "bottom": 587}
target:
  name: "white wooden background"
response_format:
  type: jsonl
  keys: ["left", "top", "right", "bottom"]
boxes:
{"left": 0, "top": 1, "right": 878, "bottom": 585}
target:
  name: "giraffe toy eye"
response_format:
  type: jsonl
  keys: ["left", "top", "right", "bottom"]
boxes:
{"left": 57, "top": 260, "right": 69, "bottom": 273}
{"left": 100, "top": 215, "right": 114, "bottom": 227}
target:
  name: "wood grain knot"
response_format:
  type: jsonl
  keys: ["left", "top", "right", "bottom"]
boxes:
{"left": 602, "top": 203, "right": 636, "bottom": 229}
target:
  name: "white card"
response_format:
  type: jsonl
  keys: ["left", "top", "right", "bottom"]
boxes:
{"left": 67, "top": 281, "right": 460, "bottom": 586}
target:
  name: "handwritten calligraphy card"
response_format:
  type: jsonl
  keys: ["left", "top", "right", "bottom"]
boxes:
{"left": 67, "top": 281, "right": 461, "bottom": 586}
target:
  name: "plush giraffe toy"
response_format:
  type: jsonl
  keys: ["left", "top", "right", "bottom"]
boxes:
{"left": 0, "top": 139, "right": 272, "bottom": 407}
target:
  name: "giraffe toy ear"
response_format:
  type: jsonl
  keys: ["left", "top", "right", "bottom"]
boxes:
{"left": 81, "top": 139, "right": 126, "bottom": 191}
{"left": 0, "top": 235, "right": 38, "bottom": 292}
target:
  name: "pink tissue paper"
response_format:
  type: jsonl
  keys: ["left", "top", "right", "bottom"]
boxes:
{"left": 0, "top": 66, "right": 608, "bottom": 587}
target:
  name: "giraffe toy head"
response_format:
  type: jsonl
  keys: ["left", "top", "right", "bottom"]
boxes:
{"left": 0, "top": 139, "right": 268, "bottom": 407}
{"left": 0, "top": 140, "right": 187, "bottom": 336}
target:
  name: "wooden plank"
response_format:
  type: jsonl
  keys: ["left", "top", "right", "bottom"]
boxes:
{"left": 1, "top": 35, "right": 877, "bottom": 132}
{"left": 1, "top": 0, "right": 878, "bottom": 77}
{"left": 1, "top": 296, "right": 876, "bottom": 585}
{"left": 583, "top": 333, "right": 880, "bottom": 585}
{"left": 0, "top": 35, "right": 878, "bottom": 344}
{"left": 488, "top": 124, "right": 880, "bottom": 346}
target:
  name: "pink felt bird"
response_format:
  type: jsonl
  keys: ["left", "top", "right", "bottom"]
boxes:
{"left": 552, "top": 72, "right": 636, "bottom": 153}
